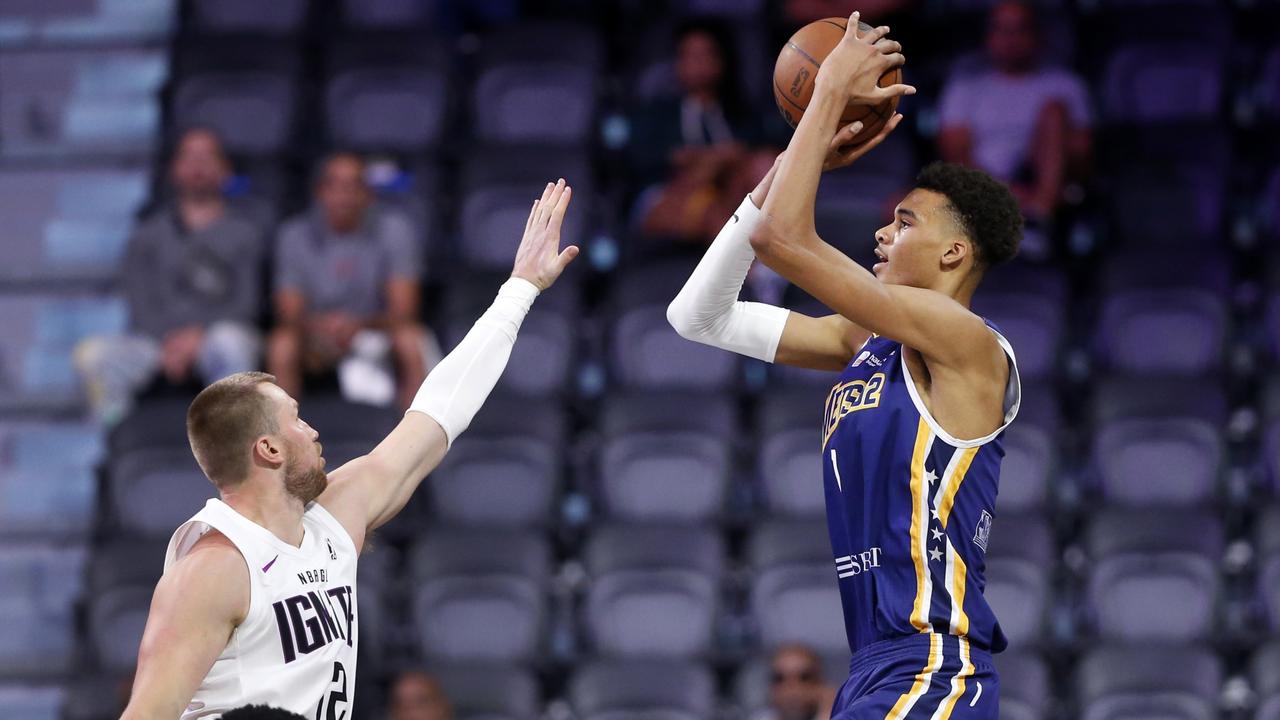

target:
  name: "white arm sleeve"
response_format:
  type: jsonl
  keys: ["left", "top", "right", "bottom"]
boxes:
{"left": 666, "top": 195, "right": 791, "bottom": 362}
{"left": 407, "top": 277, "right": 537, "bottom": 447}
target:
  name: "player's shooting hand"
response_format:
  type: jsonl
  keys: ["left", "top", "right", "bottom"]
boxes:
{"left": 818, "top": 12, "right": 916, "bottom": 107}
{"left": 823, "top": 113, "right": 905, "bottom": 170}
{"left": 511, "top": 178, "right": 579, "bottom": 291}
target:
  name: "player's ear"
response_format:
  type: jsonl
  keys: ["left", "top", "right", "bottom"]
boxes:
{"left": 252, "top": 435, "right": 284, "bottom": 469}
{"left": 940, "top": 235, "right": 969, "bottom": 270}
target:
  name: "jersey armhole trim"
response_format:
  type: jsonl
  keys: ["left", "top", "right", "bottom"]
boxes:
{"left": 166, "top": 517, "right": 260, "bottom": 638}
{"left": 899, "top": 328, "right": 1021, "bottom": 449}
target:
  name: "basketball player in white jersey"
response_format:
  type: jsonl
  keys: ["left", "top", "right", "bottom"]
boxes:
{"left": 120, "top": 180, "right": 579, "bottom": 720}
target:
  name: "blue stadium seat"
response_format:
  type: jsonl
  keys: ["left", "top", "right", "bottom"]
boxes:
{"left": 1101, "top": 45, "right": 1224, "bottom": 124}
{"left": 1076, "top": 644, "right": 1220, "bottom": 720}
{"left": 569, "top": 659, "right": 715, "bottom": 720}
{"left": 188, "top": 0, "right": 307, "bottom": 35}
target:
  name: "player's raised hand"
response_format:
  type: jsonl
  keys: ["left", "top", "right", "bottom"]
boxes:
{"left": 819, "top": 12, "right": 916, "bottom": 107}
{"left": 824, "top": 113, "right": 906, "bottom": 171}
{"left": 512, "top": 178, "right": 579, "bottom": 291}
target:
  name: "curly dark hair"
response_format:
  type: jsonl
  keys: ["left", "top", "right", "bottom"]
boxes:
{"left": 913, "top": 162, "right": 1022, "bottom": 268}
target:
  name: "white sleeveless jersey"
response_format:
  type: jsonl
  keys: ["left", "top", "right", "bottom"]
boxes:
{"left": 164, "top": 498, "right": 360, "bottom": 719}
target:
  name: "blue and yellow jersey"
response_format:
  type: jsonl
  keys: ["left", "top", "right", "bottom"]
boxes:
{"left": 821, "top": 323, "right": 1020, "bottom": 655}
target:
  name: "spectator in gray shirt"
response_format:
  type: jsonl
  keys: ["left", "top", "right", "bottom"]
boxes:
{"left": 74, "top": 128, "right": 265, "bottom": 425}
{"left": 267, "top": 152, "right": 434, "bottom": 409}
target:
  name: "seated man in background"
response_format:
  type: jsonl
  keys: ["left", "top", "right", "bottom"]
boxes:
{"left": 758, "top": 644, "right": 836, "bottom": 720}
{"left": 268, "top": 151, "right": 435, "bottom": 410}
{"left": 388, "top": 670, "right": 453, "bottom": 720}
{"left": 938, "top": 0, "right": 1092, "bottom": 237}
{"left": 75, "top": 127, "right": 265, "bottom": 425}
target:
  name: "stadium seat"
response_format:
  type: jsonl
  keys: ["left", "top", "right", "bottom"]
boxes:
{"left": 172, "top": 72, "right": 298, "bottom": 156}
{"left": 325, "top": 65, "right": 448, "bottom": 153}
{"left": 108, "top": 449, "right": 215, "bottom": 538}
{"left": 0, "top": 542, "right": 86, "bottom": 679}
{"left": 9, "top": 0, "right": 175, "bottom": 46}
{"left": 569, "top": 659, "right": 715, "bottom": 720}
{"left": 1252, "top": 641, "right": 1280, "bottom": 720}
{"left": 970, "top": 293, "right": 1062, "bottom": 381}
{"left": 983, "top": 558, "right": 1048, "bottom": 649}
{"left": 993, "top": 650, "right": 1050, "bottom": 720}
{"left": 1101, "top": 44, "right": 1224, "bottom": 124}
{"left": 1091, "top": 417, "right": 1222, "bottom": 507}
{"left": 583, "top": 525, "right": 723, "bottom": 658}
{"left": 759, "top": 426, "right": 825, "bottom": 518}
{"left": 986, "top": 513, "right": 1055, "bottom": 569}
{"left": 472, "top": 23, "right": 602, "bottom": 144}
{"left": 340, "top": 0, "right": 437, "bottom": 30}
{"left": 0, "top": 686, "right": 66, "bottom": 720}
{"left": 995, "top": 425, "right": 1054, "bottom": 514}
{"left": 409, "top": 528, "right": 549, "bottom": 663}
{"left": 0, "top": 168, "right": 148, "bottom": 283}
{"left": 458, "top": 146, "right": 590, "bottom": 272}
{"left": 443, "top": 310, "right": 575, "bottom": 398}
{"left": 733, "top": 652, "right": 851, "bottom": 719}
{"left": 748, "top": 521, "right": 846, "bottom": 656}
{"left": 429, "top": 663, "right": 540, "bottom": 720}
{"left": 1084, "top": 508, "right": 1222, "bottom": 642}
{"left": 1108, "top": 163, "right": 1226, "bottom": 246}
{"left": 1095, "top": 289, "right": 1227, "bottom": 375}
{"left": 1076, "top": 644, "right": 1220, "bottom": 720}
{"left": 1256, "top": 505, "right": 1280, "bottom": 629}
{"left": 0, "top": 294, "right": 126, "bottom": 412}
{"left": 0, "top": 421, "right": 101, "bottom": 538}
{"left": 108, "top": 396, "right": 194, "bottom": 457}
{"left": 188, "top": 0, "right": 307, "bottom": 35}
{"left": 85, "top": 540, "right": 165, "bottom": 675}
{"left": 428, "top": 436, "right": 559, "bottom": 527}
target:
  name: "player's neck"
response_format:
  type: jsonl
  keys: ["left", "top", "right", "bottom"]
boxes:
{"left": 220, "top": 480, "right": 308, "bottom": 548}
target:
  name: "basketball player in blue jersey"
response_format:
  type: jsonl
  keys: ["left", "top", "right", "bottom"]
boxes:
{"left": 668, "top": 15, "right": 1022, "bottom": 719}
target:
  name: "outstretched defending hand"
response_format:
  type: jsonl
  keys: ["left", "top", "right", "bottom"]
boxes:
{"left": 817, "top": 11, "right": 915, "bottom": 107}
{"left": 511, "top": 178, "right": 579, "bottom": 291}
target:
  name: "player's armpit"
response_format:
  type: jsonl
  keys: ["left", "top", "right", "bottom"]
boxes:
{"left": 773, "top": 312, "right": 871, "bottom": 371}
{"left": 319, "top": 411, "right": 449, "bottom": 545}
{"left": 121, "top": 535, "right": 248, "bottom": 720}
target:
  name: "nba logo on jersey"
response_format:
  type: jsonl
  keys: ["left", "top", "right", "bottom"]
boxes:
{"left": 327, "top": 539, "right": 337, "bottom": 560}
{"left": 973, "top": 510, "right": 993, "bottom": 552}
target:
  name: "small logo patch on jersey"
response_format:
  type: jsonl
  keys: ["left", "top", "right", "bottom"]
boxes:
{"left": 973, "top": 510, "right": 993, "bottom": 552}
{"left": 327, "top": 538, "right": 337, "bottom": 560}
{"left": 851, "top": 350, "right": 884, "bottom": 368}
{"left": 262, "top": 554, "right": 278, "bottom": 573}
{"left": 822, "top": 373, "right": 886, "bottom": 447}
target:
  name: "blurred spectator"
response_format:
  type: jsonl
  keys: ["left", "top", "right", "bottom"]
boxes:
{"left": 221, "top": 706, "right": 308, "bottom": 720}
{"left": 268, "top": 152, "right": 435, "bottom": 409}
{"left": 938, "top": 0, "right": 1092, "bottom": 224}
{"left": 74, "top": 128, "right": 265, "bottom": 425}
{"left": 758, "top": 644, "right": 836, "bottom": 720}
{"left": 628, "top": 18, "right": 775, "bottom": 245}
{"left": 388, "top": 670, "right": 452, "bottom": 720}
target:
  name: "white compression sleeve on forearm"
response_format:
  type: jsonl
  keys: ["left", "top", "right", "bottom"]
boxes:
{"left": 407, "top": 277, "right": 538, "bottom": 447}
{"left": 665, "top": 195, "right": 791, "bottom": 362}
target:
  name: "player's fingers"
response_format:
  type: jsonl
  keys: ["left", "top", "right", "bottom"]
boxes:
{"left": 534, "top": 182, "right": 554, "bottom": 225}
{"left": 831, "top": 121, "right": 863, "bottom": 150}
{"left": 874, "top": 38, "right": 902, "bottom": 55}
{"left": 557, "top": 244, "right": 580, "bottom": 270}
{"left": 865, "top": 25, "right": 891, "bottom": 44}
{"left": 878, "top": 51, "right": 906, "bottom": 69}
{"left": 845, "top": 12, "right": 860, "bottom": 39}
{"left": 549, "top": 185, "right": 572, "bottom": 230}
{"left": 877, "top": 83, "right": 917, "bottom": 99}
{"left": 524, "top": 199, "right": 538, "bottom": 235}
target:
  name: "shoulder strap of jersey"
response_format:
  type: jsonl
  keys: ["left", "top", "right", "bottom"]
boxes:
{"left": 164, "top": 498, "right": 272, "bottom": 573}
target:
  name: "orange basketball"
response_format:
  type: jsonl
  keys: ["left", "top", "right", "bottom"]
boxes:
{"left": 773, "top": 17, "right": 902, "bottom": 145}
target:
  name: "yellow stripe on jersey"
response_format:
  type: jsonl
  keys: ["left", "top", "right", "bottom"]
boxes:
{"left": 886, "top": 633, "right": 943, "bottom": 720}
{"left": 907, "top": 418, "right": 933, "bottom": 633}
{"left": 935, "top": 446, "right": 977, "bottom": 529}
{"left": 931, "top": 637, "right": 975, "bottom": 720}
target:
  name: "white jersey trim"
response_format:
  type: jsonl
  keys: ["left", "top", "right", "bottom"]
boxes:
{"left": 899, "top": 327, "right": 1021, "bottom": 449}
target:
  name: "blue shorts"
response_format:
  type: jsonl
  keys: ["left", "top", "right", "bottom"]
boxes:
{"left": 831, "top": 634, "right": 998, "bottom": 719}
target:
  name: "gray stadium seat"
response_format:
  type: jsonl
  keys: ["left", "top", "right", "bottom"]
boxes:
{"left": 0, "top": 49, "right": 165, "bottom": 159}
{"left": 985, "top": 514, "right": 1054, "bottom": 568}
{"left": 444, "top": 310, "right": 575, "bottom": 397}
{"left": 0, "top": 686, "right": 66, "bottom": 720}
{"left": 0, "top": 0, "right": 175, "bottom": 47}
{"left": 1252, "top": 642, "right": 1280, "bottom": 720}
{"left": 983, "top": 558, "right": 1048, "bottom": 649}
{"left": 1092, "top": 417, "right": 1221, "bottom": 507}
{"left": 1102, "top": 44, "right": 1224, "bottom": 124}
{"left": 86, "top": 540, "right": 165, "bottom": 675}
{"left": 428, "top": 663, "right": 540, "bottom": 720}
{"left": 189, "top": 0, "right": 307, "bottom": 34}
{"left": 0, "top": 421, "right": 101, "bottom": 538}
{"left": 993, "top": 650, "right": 1049, "bottom": 720}
{"left": 341, "top": 0, "right": 437, "bottom": 30}
{"left": 996, "top": 425, "right": 1054, "bottom": 514}
{"left": 570, "top": 659, "right": 715, "bottom": 720}
{"left": 584, "top": 525, "right": 723, "bottom": 658}
{"left": 0, "top": 167, "right": 147, "bottom": 283}
{"left": 325, "top": 66, "right": 448, "bottom": 152}
{"left": 611, "top": 306, "right": 739, "bottom": 390}
{"left": 760, "top": 427, "right": 825, "bottom": 518}
{"left": 410, "top": 528, "right": 549, "bottom": 663}
{"left": 1077, "top": 645, "right": 1220, "bottom": 720}
{"left": 0, "top": 294, "right": 126, "bottom": 412}
{"left": 109, "top": 449, "right": 216, "bottom": 538}
{"left": 748, "top": 521, "right": 846, "bottom": 656}
{"left": 108, "top": 396, "right": 193, "bottom": 457}
{"left": 428, "top": 436, "right": 559, "bottom": 527}
{"left": 1085, "top": 509, "right": 1222, "bottom": 642}
{"left": 0, "top": 542, "right": 85, "bottom": 679}
{"left": 971, "top": 293, "right": 1062, "bottom": 381}
{"left": 597, "top": 432, "right": 731, "bottom": 523}
{"left": 173, "top": 72, "right": 298, "bottom": 156}
{"left": 1096, "top": 289, "right": 1226, "bottom": 375}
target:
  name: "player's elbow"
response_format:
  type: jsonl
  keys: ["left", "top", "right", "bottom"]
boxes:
{"left": 748, "top": 220, "right": 781, "bottom": 260}
{"left": 666, "top": 296, "right": 698, "bottom": 340}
